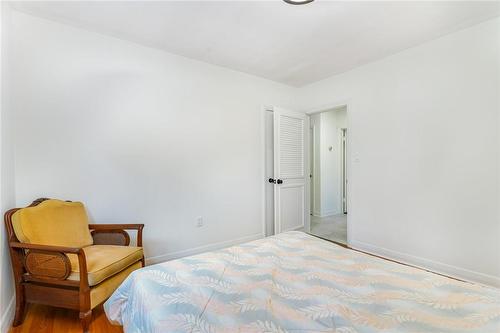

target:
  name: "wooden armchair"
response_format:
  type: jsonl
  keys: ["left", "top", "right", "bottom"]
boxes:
{"left": 4, "top": 198, "right": 145, "bottom": 332}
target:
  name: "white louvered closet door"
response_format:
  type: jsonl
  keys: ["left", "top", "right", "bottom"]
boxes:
{"left": 273, "top": 108, "right": 309, "bottom": 234}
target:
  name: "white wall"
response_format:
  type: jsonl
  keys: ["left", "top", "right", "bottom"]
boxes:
{"left": 9, "top": 11, "right": 296, "bottom": 265}
{"left": 0, "top": 3, "right": 16, "bottom": 332}
{"left": 336, "top": 108, "right": 347, "bottom": 130}
{"left": 299, "top": 17, "right": 500, "bottom": 287}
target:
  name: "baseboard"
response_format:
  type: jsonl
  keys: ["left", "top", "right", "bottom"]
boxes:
{"left": 146, "top": 233, "right": 264, "bottom": 265}
{"left": 313, "top": 210, "right": 339, "bottom": 218}
{"left": 350, "top": 240, "right": 500, "bottom": 288}
{"left": 0, "top": 296, "right": 14, "bottom": 333}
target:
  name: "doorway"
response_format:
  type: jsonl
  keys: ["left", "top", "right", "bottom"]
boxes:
{"left": 263, "top": 104, "right": 349, "bottom": 244}
{"left": 308, "top": 105, "right": 348, "bottom": 245}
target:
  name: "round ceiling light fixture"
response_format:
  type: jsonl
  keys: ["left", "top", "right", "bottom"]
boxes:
{"left": 283, "top": 0, "right": 314, "bottom": 5}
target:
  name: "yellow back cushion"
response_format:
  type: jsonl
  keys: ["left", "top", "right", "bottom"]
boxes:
{"left": 12, "top": 199, "right": 93, "bottom": 248}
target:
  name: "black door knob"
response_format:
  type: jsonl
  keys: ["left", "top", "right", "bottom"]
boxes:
{"left": 268, "top": 178, "right": 276, "bottom": 184}
{"left": 277, "top": 179, "right": 283, "bottom": 184}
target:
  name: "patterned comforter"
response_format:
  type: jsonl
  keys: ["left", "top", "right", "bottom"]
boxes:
{"left": 104, "top": 231, "right": 500, "bottom": 332}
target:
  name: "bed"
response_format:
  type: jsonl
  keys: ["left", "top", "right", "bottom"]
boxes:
{"left": 104, "top": 231, "right": 500, "bottom": 332}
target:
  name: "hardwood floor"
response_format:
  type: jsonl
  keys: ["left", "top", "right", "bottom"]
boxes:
{"left": 9, "top": 304, "right": 122, "bottom": 333}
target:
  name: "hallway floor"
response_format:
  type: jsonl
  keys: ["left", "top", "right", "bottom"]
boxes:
{"left": 310, "top": 214, "right": 347, "bottom": 245}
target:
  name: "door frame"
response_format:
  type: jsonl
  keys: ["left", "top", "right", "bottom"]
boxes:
{"left": 304, "top": 100, "right": 352, "bottom": 246}
{"left": 261, "top": 105, "right": 274, "bottom": 237}
{"left": 340, "top": 128, "right": 347, "bottom": 214}
{"left": 261, "top": 101, "right": 351, "bottom": 244}
{"left": 309, "top": 124, "right": 317, "bottom": 216}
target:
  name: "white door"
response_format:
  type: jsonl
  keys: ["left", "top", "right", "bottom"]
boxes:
{"left": 272, "top": 107, "right": 309, "bottom": 234}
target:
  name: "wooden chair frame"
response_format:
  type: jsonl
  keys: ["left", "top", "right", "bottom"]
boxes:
{"left": 4, "top": 198, "right": 145, "bottom": 332}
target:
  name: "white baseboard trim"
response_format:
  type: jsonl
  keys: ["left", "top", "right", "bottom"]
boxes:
{"left": 0, "top": 296, "right": 14, "bottom": 333}
{"left": 146, "top": 233, "right": 264, "bottom": 265}
{"left": 350, "top": 240, "right": 500, "bottom": 288}
{"left": 313, "top": 210, "right": 340, "bottom": 218}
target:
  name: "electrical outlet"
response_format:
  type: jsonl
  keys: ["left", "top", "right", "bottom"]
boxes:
{"left": 196, "top": 216, "right": 203, "bottom": 227}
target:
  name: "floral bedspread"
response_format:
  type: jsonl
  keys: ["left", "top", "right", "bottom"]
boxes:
{"left": 104, "top": 231, "right": 500, "bottom": 332}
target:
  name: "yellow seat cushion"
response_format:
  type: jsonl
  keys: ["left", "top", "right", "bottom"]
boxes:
{"left": 11, "top": 199, "right": 93, "bottom": 248}
{"left": 90, "top": 261, "right": 142, "bottom": 308}
{"left": 68, "top": 245, "right": 143, "bottom": 286}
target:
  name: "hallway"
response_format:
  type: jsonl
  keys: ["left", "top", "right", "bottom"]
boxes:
{"left": 310, "top": 214, "right": 347, "bottom": 245}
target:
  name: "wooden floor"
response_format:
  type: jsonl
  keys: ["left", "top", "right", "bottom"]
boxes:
{"left": 10, "top": 304, "right": 122, "bottom": 333}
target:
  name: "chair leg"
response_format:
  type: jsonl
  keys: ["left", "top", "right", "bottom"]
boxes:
{"left": 79, "top": 310, "right": 92, "bottom": 333}
{"left": 12, "top": 284, "right": 25, "bottom": 326}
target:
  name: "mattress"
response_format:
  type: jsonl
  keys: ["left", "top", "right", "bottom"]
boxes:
{"left": 104, "top": 231, "right": 500, "bottom": 332}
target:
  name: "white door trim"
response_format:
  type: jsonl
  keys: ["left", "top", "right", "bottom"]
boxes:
{"left": 261, "top": 105, "right": 274, "bottom": 237}
{"left": 340, "top": 128, "right": 348, "bottom": 214}
{"left": 309, "top": 124, "right": 317, "bottom": 216}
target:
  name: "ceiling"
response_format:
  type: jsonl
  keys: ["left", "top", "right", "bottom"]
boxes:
{"left": 10, "top": 1, "right": 500, "bottom": 87}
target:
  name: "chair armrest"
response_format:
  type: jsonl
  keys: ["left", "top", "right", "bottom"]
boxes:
{"left": 9, "top": 242, "right": 89, "bottom": 288}
{"left": 88, "top": 224, "right": 144, "bottom": 247}
{"left": 88, "top": 223, "right": 144, "bottom": 230}
{"left": 10, "top": 241, "right": 82, "bottom": 254}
